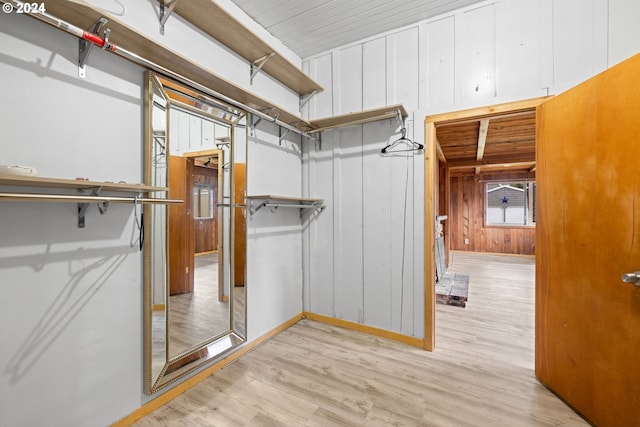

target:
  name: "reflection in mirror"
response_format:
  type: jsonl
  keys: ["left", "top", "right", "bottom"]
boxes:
{"left": 144, "top": 72, "right": 247, "bottom": 394}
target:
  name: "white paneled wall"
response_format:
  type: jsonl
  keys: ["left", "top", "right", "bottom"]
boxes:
{"left": 304, "top": 0, "right": 608, "bottom": 119}
{"left": 0, "top": 2, "right": 306, "bottom": 426}
{"left": 246, "top": 122, "right": 306, "bottom": 339}
{"left": 169, "top": 110, "right": 231, "bottom": 155}
{"left": 426, "top": 16, "right": 456, "bottom": 109}
{"left": 303, "top": 120, "right": 424, "bottom": 337}
{"left": 458, "top": 4, "right": 497, "bottom": 103}
{"left": 302, "top": 0, "right": 607, "bottom": 339}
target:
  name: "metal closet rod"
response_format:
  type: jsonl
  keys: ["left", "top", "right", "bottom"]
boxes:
{"left": 3, "top": 0, "right": 315, "bottom": 140}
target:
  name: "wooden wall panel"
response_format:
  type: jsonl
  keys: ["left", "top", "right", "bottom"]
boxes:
{"left": 447, "top": 171, "right": 536, "bottom": 256}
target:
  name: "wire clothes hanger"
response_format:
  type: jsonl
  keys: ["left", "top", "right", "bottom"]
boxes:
{"left": 381, "top": 111, "right": 424, "bottom": 154}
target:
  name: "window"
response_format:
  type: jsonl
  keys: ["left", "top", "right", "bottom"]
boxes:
{"left": 193, "top": 184, "right": 213, "bottom": 219}
{"left": 485, "top": 181, "right": 535, "bottom": 226}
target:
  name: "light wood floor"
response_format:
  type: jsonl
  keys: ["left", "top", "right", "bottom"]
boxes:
{"left": 134, "top": 252, "right": 587, "bottom": 426}
{"left": 169, "top": 252, "right": 230, "bottom": 357}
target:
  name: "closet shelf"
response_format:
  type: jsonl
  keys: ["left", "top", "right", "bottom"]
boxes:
{"left": 157, "top": 0, "right": 323, "bottom": 96}
{"left": 309, "top": 104, "right": 408, "bottom": 133}
{"left": 39, "top": 0, "right": 313, "bottom": 131}
{"left": 0, "top": 174, "right": 166, "bottom": 192}
{"left": 246, "top": 195, "right": 325, "bottom": 216}
{"left": 0, "top": 174, "right": 182, "bottom": 228}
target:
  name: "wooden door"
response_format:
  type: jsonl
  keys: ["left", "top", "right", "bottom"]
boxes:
{"left": 168, "top": 155, "right": 194, "bottom": 295}
{"left": 233, "top": 163, "right": 246, "bottom": 287}
{"left": 536, "top": 54, "right": 640, "bottom": 426}
{"left": 193, "top": 165, "right": 218, "bottom": 254}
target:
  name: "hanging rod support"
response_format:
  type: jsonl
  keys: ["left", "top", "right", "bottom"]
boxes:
{"left": 299, "top": 90, "right": 318, "bottom": 110}
{"left": 396, "top": 108, "right": 405, "bottom": 128}
{"left": 77, "top": 187, "right": 107, "bottom": 228}
{"left": 250, "top": 52, "right": 275, "bottom": 84}
{"left": 78, "top": 17, "right": 109, "bottom": 78}
{"left": 250, "top": 114, "right": 262, "bottom": 133}
{"left": 279, "top": 126, "right": 290, "bottom": 145}
{"left": 159, "top": 0, "right": 178, "bottom": 35}
{"left": 260, "top": 107, "right": 279, "bottom": 123}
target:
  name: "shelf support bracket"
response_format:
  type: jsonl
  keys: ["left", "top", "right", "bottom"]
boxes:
{"left": 159, "top": 0, "right": 178, "bottom": 35}
{"left": 78, "top": 17, "right": 109, "bottom": 78}
{"left": 299, "top": 90, "right": 318, "bottom": 110}
{"left": 249, "top": 200, "right": 269, "bottom": 216}
{"left": 396, "top": 108, "right": 405, "bottom": 128}
{"left": 250, "top": 53, "right": 275, "bottom": 85}
{"left": 279, "top": 126, "right": 290, "bottom": 145}
{"left": 77, "top": 187, "right": 106, "bottom": 228}
{"left": 250, "top": 114, "right": 262, "bottom": 133}
{"left": 262, "top": 107, "right": 278, "bottom": 123}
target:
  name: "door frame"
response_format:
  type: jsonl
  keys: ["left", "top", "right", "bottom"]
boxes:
{"left": 184, "top": 149, "right": 224, "bottom": 300}
{"left": 423, "top": 96, "right": 550, "bottom": 350}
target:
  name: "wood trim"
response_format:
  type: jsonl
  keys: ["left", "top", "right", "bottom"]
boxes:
{"left": 445, "top": 158, "right": 536, "bottom": 169}
{"left": 246, "top": 195, "right": 324, "bottom": 203}
{"left": 183, "top": 149, "right": 222, "bottom": 159}
{"left": 302, "top": 312, "right": 424, "bottom": 348}
{"left": 113, "top": 313, "right": 304, "bottom": 426}
{"left": 423, "top": 121, "right": 437, "bottom": 351}
{"left": 426, "top": 96, "right": 551, "bottom": 125}
{"left": 444, "top": 167, "right": 451, "bottom": 267}
{"left": 436, "top": 139, "right": 447, "bottom": 163}
{"left": 452, "top": 249, "right": 534, "bottom": 259}
{"left": 0, "top": 173, "right": 165, "bottom": 192}
{"left": 476, "top": 119, "right": 489, "bottom": 160}
{"left": 309, "top": 104, "right": 407, "bottom": 133}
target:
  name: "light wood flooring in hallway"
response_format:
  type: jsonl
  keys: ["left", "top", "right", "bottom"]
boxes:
{"left": 133, "top": 251, "right": 588, "bottom": 426}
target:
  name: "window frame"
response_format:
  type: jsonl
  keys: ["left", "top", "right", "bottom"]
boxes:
{"left": 483, "top": 179, "right": 536, "bottom": 228}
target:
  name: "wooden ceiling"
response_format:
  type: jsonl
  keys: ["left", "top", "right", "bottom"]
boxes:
{"left": 434, "top": 107, "right": 539, "bottom": 176}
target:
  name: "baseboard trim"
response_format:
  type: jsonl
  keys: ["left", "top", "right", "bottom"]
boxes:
{"left": 451, "top": 249, "right": 535, "bottom": 259}
{"left": 112, "top": 312, "right": 304, "bottom": 426}
{"left": 302, "top": 311, "right": 424, "bottom": 348}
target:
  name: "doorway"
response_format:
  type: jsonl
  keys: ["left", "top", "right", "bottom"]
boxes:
{"left": 167, "top": 150, "right": 230, "bottom": 356}
{"left": 424, "top": 97, "right": 548, "bottom": 350}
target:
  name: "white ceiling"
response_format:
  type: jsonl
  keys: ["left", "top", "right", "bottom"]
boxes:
{"left": 229, "top": 0, "right": 487, "bottom": 58}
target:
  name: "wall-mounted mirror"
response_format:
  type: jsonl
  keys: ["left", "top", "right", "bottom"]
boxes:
{"left": 144, "top": 71, "right": 247, "bottom": 394}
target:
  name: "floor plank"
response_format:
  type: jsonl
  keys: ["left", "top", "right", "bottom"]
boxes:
{"left": 133, "top": 252, "right": 588, "bottom": 426}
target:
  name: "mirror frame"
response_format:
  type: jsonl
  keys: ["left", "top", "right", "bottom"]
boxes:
{"left": 143, "top": 71, "right": 247, "bottom": 394}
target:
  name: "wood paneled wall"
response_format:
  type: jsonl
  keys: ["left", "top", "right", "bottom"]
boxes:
{"left": 445, "top": 171, "right": 536, "bottom": 256}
